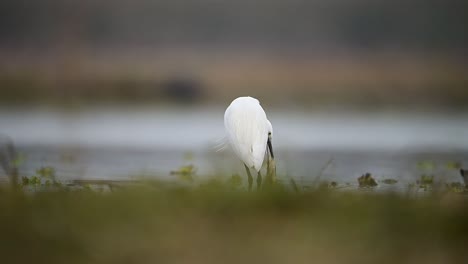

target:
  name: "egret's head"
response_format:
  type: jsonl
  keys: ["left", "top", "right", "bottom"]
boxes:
{"left": 266, "top": 120, "right": 273, "bottom": 138}
{"left": 266, "top": 120, "right": 274, "bottom": 159}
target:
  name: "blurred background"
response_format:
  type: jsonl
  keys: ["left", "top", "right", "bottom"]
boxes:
{"left": 1, "top": 0, "right": 467, "bottom": 185}
{"left": 2, "top": 3, "right": 468, "bottom": 263}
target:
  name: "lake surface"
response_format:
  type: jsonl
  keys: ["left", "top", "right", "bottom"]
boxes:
{"left": 1, "top": 106, "right": 467, "bottom": 189}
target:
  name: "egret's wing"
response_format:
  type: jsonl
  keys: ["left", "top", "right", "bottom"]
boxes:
{"left": 211, "top": 136, "right": 228, "bottom": 152}
{"left": 224, "top": 97, "right": 268, "bottom": 171}
{"left": 249, "top": 109, "right": 269, "bottom": 171}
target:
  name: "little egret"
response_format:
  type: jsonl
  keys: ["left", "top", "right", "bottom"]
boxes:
{"left": 224, "top": 96, "right": 274, "bottom": 190}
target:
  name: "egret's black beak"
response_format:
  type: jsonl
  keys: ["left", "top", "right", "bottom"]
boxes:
{"left": 267, "top": 137, "right": 274, "bottom": 159}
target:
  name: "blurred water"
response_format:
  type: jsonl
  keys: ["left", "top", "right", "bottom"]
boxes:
{"left": 0, "top": 106, "right": 467, "bottom": 188}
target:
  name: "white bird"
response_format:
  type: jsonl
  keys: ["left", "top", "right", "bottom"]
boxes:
{"left": 224, "top": 96, "right": 274, "bottom": 190}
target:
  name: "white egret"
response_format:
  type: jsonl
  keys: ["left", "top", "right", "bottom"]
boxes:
{"left": 224, "top": 96, "right": 274, "bottom": 190}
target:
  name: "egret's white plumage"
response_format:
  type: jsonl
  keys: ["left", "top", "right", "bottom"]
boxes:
{"left": 224, "top": 96, "right": 272, "bottom": 172}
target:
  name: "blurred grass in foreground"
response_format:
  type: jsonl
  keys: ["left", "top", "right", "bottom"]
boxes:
{"left": 0, "top": 182, "right": 467, "bottom": 264}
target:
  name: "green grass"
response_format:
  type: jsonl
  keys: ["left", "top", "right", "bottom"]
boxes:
{"left": 0, "top": 181, "right": 467, "bottom": 264}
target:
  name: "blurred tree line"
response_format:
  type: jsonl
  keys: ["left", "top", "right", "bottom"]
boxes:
{"left": 0, "top": 0, "right": 466, "bottom": 107}
{"left": 0, "top": 0, "right": 467, "bottom": 52}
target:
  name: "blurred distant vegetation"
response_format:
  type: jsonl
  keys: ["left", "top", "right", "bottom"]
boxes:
{"left": 0, "top": 0, "right": 467, "bottom": 108}
{"left": 2, "top": 0, "right": 467, "bottom": 51}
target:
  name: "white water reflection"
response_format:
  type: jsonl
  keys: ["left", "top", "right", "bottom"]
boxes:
{"left": 1, "top": 106, "right": 467, "bottom": 151}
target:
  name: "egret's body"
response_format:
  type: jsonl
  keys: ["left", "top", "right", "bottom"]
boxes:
{"left": 224, "top": 96, "right": 274, "bottom": 190}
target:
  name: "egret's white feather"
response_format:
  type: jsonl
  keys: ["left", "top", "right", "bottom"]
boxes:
{"left": 224, "top": 96, "right": 271, "bottom": 172}
{"left": 212, "top": 136, "right": 228, "bottom": 152}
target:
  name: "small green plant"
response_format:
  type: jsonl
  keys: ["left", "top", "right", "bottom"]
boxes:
{"left": 416, "top": 174, "right": 434, "bottom": 191}
{"left": 358, "top": 173, "right": 378, "bottom": 187}
{"left": 170, "top": 164, "right": 196, "bottom": 183}
{"left": 445, "top": 182, "right": 465, "bottom": 193}
{"left": 446, "top": 161, "right": 462, "bottom": 170}
{"left": 417, "top": 174, "right": 434, "bottom": 184}
{"left": 21, "top": 166, "right": 62, "bottom": 188}
{"left": 382, "top": 179, "right": 398, "bottom": 185}
{"left": 36, "top": 166, "right": 55, "bottom": 179}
